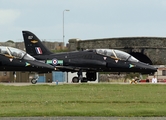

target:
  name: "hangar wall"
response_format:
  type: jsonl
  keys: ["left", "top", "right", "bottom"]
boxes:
{"left": 68, "top": 37, "right": 166, "bottom": 65}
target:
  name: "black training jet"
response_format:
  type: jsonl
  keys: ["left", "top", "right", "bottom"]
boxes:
{"left": 0, "top": 46, "right": 54, "bottom": 73}
{"left": 22, "top": 31, "right": 157, "bottom": 83}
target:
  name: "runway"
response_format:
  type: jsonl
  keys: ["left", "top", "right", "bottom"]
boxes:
{"left": 1, "top": 82, "right": 166, "bottom": 86}
{"left": 0, "top": 82, "right": 62, "bottom": 86}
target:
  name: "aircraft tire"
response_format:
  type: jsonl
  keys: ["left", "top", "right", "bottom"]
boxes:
{"left": 72, "top": 77, "right": 79, "bottom": 83}
{"left": 31, "top": 78, "right": 37, "bottom": 84}
{"left": 81, "top": 77, "right": 88, "bottom": 83}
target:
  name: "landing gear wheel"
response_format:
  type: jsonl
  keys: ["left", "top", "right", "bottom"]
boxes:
{"left": 31, "top": 78, "right": 37, "bottom": 84}
{"left": 72, "top": 77, "right": 79, "bottom": 83}
{"left": 81, "top": 77, "right": 88, "bottom": 83}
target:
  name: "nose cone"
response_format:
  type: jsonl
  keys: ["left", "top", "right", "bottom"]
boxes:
{"left": 133, "top": 62, "right": 157, "bottom": 74}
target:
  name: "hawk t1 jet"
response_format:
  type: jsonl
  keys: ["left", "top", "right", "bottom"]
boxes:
{"left": 22, "top": 31, "right": 157, "bottom": 83}
{"left": 0, "top": 46, "right": 54, "bottom": 77}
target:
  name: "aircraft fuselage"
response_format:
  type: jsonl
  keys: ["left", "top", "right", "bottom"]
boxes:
{"left": 33, "top": 50, "right": 156, "bottom": 74}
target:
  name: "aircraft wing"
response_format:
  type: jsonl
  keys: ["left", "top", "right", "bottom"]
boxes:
{"left": 55, "top": 66, "right": 96, "bottom": 72}
{"left": 55, "top": 66, "right": 79, "bottom": 72}
{"left": 26, "top": 60, "right": 55, "bottom": 70}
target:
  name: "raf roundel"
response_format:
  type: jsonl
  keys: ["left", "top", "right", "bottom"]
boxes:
{"left": 52, "top": 58, "right": 58, "bottom": 66}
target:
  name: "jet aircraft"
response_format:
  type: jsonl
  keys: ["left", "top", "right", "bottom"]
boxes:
{"left": 22, "top": 31, "right": 157, "bottom": 83}
{"left": 0, "top": 46, "right": 55, "bottom": 83}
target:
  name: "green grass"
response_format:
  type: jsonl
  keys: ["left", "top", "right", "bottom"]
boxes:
{"left": 0, "top": 83, "right": 166, "bottom": 117}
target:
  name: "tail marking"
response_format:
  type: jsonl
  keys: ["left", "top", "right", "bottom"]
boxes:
{"left": 35, "top": 47, "right": 43, "bottom": 54}
{"left": 31, "top": 40, "right": 38, "bottom": 43}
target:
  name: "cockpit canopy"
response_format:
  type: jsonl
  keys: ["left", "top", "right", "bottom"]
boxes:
{"left": 0, "top": 46, "right": 35, "bottom": 60}
{"left": 95, "top": 49, "right": 139, "bottom": 62}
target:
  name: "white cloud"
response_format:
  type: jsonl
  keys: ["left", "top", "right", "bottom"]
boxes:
{"left": 0, "top": 9, "right": 20, "bottom": 25}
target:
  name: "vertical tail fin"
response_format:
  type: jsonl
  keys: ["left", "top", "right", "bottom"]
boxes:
{"left": 22, "top": 31, "right": 53, "bottom": 56}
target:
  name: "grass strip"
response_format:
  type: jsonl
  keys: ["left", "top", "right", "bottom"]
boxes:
{"left": 0, "top": 83, "right": 166, "bottom": 117}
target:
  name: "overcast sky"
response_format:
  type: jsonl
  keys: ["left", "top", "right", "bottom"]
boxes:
{"left": 1, "top": 0, "right": 166, "bottom": 43}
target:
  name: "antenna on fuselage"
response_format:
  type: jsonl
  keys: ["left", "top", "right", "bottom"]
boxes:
{"left": 6, "top": 47, "right": 12, "bottom": 56}
{"left": 112, "top": 49, "right": 118, "bottom": 58}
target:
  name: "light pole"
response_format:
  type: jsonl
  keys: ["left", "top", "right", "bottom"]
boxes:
{"left": 63, "top": 9, "right": 70, "bottom": 47}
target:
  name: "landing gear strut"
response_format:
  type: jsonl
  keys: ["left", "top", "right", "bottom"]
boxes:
{"left": 72, "top": 71, "right": 96, "bottom": 83}
{"left": 29, "top": 73, "right": 39, "bottom": 84}
{"left": 72, "top": 70, "right": 83, "bottom": 83}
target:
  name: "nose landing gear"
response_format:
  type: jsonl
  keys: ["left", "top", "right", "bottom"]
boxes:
{"left": 29, "top": 73, "right": 39, "bottom": 84}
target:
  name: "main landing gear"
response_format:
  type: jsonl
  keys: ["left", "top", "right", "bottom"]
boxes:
{"left": 72, "top": 70, "right": 97, "bottom": 83}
